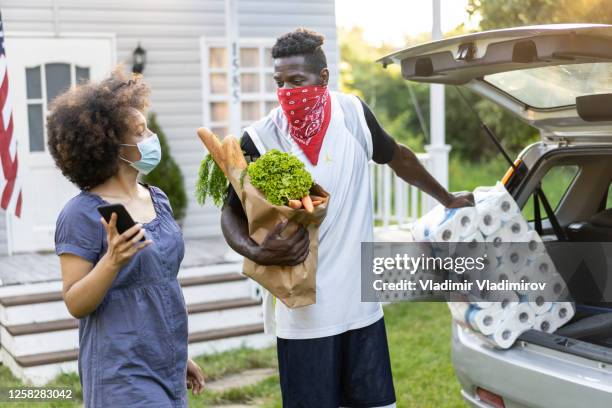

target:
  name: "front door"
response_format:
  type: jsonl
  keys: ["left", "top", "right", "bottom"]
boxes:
{"left": 5, "top": 35, "right": 114, "bottom": 253}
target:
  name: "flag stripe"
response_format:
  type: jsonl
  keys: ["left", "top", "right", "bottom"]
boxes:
{"left": 0, "top": 13, "right": 22, "bottom": 218}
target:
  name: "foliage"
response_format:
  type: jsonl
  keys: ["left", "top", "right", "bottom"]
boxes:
{"left": 195, "top": 154, "right": 228, "bottom": 207}
{"left": 247, "top": 149, "right": 313, "bottom": 205}
{"left": 468, "top": 0, "right": 612, "bottom": 30}
{"left": 142, "top": 112, "right": 188, "bottom": 221}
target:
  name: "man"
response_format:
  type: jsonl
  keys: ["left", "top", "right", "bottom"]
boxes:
{"left": 222, "top": 28, "right": 473, "bottom": 408}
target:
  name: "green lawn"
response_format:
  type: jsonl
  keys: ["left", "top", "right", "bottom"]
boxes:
{"left": 0, "top": 302, "right": 464, "bottom": 408}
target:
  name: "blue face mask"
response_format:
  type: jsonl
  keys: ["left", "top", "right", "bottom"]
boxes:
{"left": 120, "top": 134, "right": 162, "bottom": 175}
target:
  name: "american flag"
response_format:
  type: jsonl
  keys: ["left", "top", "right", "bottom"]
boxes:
{"left": 0, "top": 12, "right": 22, "bottom": 217}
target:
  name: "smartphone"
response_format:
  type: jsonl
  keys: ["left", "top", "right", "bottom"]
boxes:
{"left": 97, "top": 204, "right": 145, "bottom": 242}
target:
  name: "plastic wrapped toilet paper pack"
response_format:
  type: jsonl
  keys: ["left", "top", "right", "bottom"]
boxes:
{"left": 410, "top": 181, "right": 575, "bottom": 349}
{"left": 411, "top": 205, "right": 480, "bottom": 243}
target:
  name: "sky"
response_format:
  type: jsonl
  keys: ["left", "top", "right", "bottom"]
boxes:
{"left": 335, "top": 0, "right": 480, "bottom": 46}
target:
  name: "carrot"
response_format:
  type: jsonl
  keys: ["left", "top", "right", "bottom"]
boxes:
{"left": 310, "top": 195, "right": 328, "bottom": 203}
{"left": 288, "top": 199, "right": 302, "bottom": 209}
{"left": 301, "top": 195, "right": 314, "bottom": 213}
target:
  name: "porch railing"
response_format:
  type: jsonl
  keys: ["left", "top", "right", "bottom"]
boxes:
{"left": 370, "top": 153, "right": 434, "bottom": 228}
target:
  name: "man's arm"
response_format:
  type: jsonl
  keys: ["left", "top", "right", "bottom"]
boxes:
{"left": 388, "top": 144, "right": 473, "bottom": 207}
{"left": 360, "top": 99, "right": 474, "bottom": 208}
{"left": 220, "top": 133, "right": 310, "bottom": 266}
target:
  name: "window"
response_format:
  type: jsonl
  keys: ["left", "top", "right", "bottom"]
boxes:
{"left": 25, "top": 63, "right": 90, "bottom": 152}
{"left": 522, "top": 165, "right": 580, "bottom": 221}
{"left": 203, "top": 40, "right": 276, "bottom": 136}
{"left": 484, "top": 62, "right": 612, "bottom": 109}
{"left": 606, "top": 182, "right": 612, "bottom": 209}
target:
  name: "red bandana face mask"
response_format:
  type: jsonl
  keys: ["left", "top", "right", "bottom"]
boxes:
{"left": 277, "top": 85, "right": 331, "bottom": 165}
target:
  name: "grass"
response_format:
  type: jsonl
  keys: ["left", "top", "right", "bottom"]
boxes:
{"left": 0, "top": 303, "right": 464, "bottom": 408}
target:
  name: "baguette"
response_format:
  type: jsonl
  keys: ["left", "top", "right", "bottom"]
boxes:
{"left": 225, "top": 135, "right": 248, "bottom": 170}
{"left": 197, "top": 128, "right": 226, "bottom": 174}
{"left": 221, "top": 136, "right": 248, "bottom": 171}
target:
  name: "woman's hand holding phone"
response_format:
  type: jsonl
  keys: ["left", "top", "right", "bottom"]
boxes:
{"left": 101, "top": 213, "right": 152, "bottom": 267}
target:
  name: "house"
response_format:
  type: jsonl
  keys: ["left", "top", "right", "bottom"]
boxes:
{"left": 0, "top": 0, "right": 435, "bottom": 386}
{"left": 0, "top": 0, "right": 340, "bottom": 255}
{"left": 0, "top": 0, "right": 341, "bottom": 385}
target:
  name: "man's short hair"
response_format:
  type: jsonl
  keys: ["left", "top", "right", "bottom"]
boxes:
{"left": 271, "top": 28, "right": 327, "bottom": 73}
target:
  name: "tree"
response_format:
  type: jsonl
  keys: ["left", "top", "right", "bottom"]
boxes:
{"left": 468, "top": 0, "right": 612, "bottom": 30}
{"left": 143, "top": 112, "right": 188, "bottom": 222}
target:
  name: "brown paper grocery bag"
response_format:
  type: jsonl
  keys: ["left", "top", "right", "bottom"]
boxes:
{"left": 225, "top": 167, "right": 329, "bottom": 308}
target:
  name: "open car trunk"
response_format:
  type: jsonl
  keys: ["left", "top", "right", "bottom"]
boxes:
{"left": 511, "top": 145, "right": 612, "bottom": 362}
{"left": 519, "top": 248, "right": 612, "bottom": 365}
{"left": 379, "top": 24, "right": 612, "bottom": 142}
{"left": 382, "top": 25, "right": 612, "bottom": 362}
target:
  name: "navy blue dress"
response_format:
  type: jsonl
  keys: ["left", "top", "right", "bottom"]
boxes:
{"left": 55, "top": 185, "right": 188, "bottom": 407}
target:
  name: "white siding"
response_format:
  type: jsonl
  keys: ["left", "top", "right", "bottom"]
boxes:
{"left": 0, "top": 215, "right": 7, "bottom": 256}
{"left": 2, "top": 0, "right": 339, "bottom": 240}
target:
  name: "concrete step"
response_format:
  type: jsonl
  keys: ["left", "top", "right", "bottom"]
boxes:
{"left": 0, "top": 260, "right": 271, "bottom": 386}
{"left": 1, "top": 298, "right": 263, "bottom": 357}
{"left": 0, "top": 271, "right": 252, "bottom": 326}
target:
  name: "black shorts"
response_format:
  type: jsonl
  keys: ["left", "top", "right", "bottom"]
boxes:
{"left": 277, "top": 318, "right": 396, "bottom": 408}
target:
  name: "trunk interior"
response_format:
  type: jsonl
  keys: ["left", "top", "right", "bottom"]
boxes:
{"left": 515, "top": 145, "right": 612, "bottom": 360}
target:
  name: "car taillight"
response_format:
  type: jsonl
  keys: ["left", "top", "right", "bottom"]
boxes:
{"left": 476, "top": 387, "right": 505, "bottom": 408}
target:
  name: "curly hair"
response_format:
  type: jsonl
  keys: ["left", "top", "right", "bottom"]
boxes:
{"left": 271, "top": 28, "right": 327, "bottom": 73}
{"left": 47, "top": 66, "right": 150, "bottom": 190}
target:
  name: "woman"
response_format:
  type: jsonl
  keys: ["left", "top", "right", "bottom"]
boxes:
{"left": 48, "top": 67, "right": 204, "bottom": 407}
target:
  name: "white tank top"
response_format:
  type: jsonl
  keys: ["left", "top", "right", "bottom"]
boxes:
{"left": 245, "top": 91, "right": 383, "bottom": 339}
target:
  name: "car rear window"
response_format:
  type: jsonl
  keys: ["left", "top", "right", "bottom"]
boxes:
{"left": 606, "top": 183, "right": 612, "bottom": 209}
{"left": 522, "top": 164, "right": 580, "bottom": 221}
{"left": 484, "top": 62, "right": 612, "bottom": 109}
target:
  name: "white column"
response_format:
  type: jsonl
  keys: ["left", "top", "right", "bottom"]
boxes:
{"left": 425, "top": 0, "right": 451, "bottom": 211}
{"left": 224, "top": 0, "right": 244, "bottom": 262}
{"left": 225, "top": 0, "right": 241, "bottom": 138}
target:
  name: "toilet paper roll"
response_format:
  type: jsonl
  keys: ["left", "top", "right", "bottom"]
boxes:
{"left": 482, "top": 259, "right": 515, "bottom": 289}
{"left": 550, "top": 302, "right": 574, "bottom": 328}
{"left": 503, "top": 302, "right": 536, "bottom": 330}
{"left": 502, "top": 214, "right": 530, "bottom": 241}
{"left": 491, "top": 323, "right": 520, "bottom": 349}
{"left": 526, "top": 291, "right": 553, "bottom": 315}
{"left": 513, "top": 265, "right": 535, "bottom": 295}
{"left": 476, "top": 189, "right": 520, "bottom": 223}
{"left": 485, "top": 228, "right": 512, "bottom": 256}
{"left": 534, "top": 314, "right": 557, "bottom": 334}
{"left": 467, "top": 305, "right": 503, "bottom": 336}
{"left": 453, "top": 207, "right": 479, "bottom": 238}
{"left": 488, "top": 290, "right": 520, "bottom": 311}
{"left": 452, "top": 231, "right": 485, "bottom": 258}
{"left": 547, "top": 273, "right": 569, "bottom": 301}
{"left": 529, "top": 254, "right": 556, "bottom": 279}
{"left": 477, "top": 209, "right": 503, "bottom": 236}
{"left": 432, "top": 222, "right": 459, "bottom": 242}
{"left": 413, "top": 205, "right": 462, "bottom": 243}
{"left": 501, "top": 243, "right": 528, "bottom": 272}
{"left": 525, "top": 230, "right": 545, "bottom": 260}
